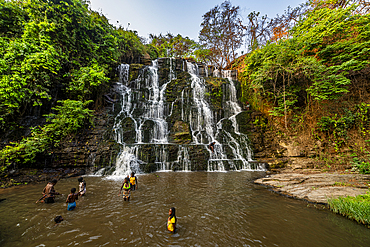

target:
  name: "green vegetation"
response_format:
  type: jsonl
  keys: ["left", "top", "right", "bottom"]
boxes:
{"left": 0, "top": 0, "right": 146, "bottom": 171}
{"left": 204, "top": 77, "right": 228, "bottom": 109}
{"left": 0, "top": 100, "right": 93, "bottom": 173}
{"left": 328, "top": 192, "right": 370, "bottom": 227}
{"left": 232, "top": 0, "right": 370, "bottom": 172}
{"left": 146, "top": 33, "right": 199, "bottom": 60}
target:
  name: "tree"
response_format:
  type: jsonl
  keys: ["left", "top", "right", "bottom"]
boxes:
{"left": 199, "top": 1, "right": 245, "bottom": 69}
{"left": 236, "top": 0, "right": 370, "bottom": 130}
{"left": 268, "top": 4, "right": 308, "bottom": 42}
{"left": 310, "top": 0, "right": 370, "bottom": 14}
{"left": 147, "top": 33, "right": 198, "bottom": 59}
{"left": 245, "top": 11, "right": 271, "bottom": 51}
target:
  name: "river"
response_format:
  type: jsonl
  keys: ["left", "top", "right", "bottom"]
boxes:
{"left": 1, "top": 171, "right": 369, "bottom": 246}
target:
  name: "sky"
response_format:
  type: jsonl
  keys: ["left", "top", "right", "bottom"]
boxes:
{"left": 89, "top": 0, "right": 305, "bottom": 42}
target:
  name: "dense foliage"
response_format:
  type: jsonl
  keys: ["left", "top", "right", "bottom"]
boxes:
{"left": 146, "top": 33, "right": 199, "bottom": 60}
{"left": 0, "top": 100, "right": 93, "bottom": 173}
{"left": 233, "top": 0, "right": 370, "bottom": 172}
{"left": 0, "top": 0, "right": 146, "bottom": 170}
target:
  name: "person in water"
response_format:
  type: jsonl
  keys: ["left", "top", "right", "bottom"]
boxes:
{"left": 119, "top": 177, "right": 131, "bottom": 201}
{"left": 78, "top": 177, "right": 86, "bottom": 196}
{"left": 54, "top": 215, "right": 64, "bottom": 225}
{"left": 167, "top": 207, "right": 177, "bottom": 233}
{"left": 66, "top": 188, "right": 79, "bottom": 211}
{"left": 41, "top": 179, "right": 60, "bottom": 203}
{"left": 130, "top": 172, "right": 138, "bottom": 191}
{"left": 209, "top": 141, "right": 216, "bottom": 153}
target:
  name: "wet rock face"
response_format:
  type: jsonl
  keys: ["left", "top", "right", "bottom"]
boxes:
{"left": 117, "top": 117, "right": 136, "bottom": 144}
{"left": 111, "top": 57, "right": 252, "bottom": 173}
{"left": 136, "top": 144, "right": 210, "bottom": 172}
{"left": 0, "top": 108, "right": 120, "bottom": 187}
{"left": 51, "top": 109, "right": 120, "bottom": 173}
{"left": 169, "top": 120, "right": 191, "bottom": 144}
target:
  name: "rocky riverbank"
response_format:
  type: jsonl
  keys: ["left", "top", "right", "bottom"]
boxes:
{"left": 254, "top": 169, "right": 370, "bottom": 204}
{"left": 246, "top": 111, "right": 370, "bottom": 205}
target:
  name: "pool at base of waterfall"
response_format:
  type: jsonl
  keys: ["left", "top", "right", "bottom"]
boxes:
{"left": 1, "top": 171, "right": 370, "bottom": 246}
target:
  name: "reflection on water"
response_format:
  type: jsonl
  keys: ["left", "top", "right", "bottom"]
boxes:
{"left": 1, "top": 171, "right": 370, "bottom": 246}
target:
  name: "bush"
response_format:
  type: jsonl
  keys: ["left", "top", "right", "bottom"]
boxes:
{"left": 0, "top": 100, "right": 93, "bottom": 170}
{"left": 328, "top": 192, "right": 370, "bottom": 226}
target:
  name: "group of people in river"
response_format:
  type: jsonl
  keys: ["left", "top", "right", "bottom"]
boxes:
{"left": 38, "top": 172, "right": 177, "bottom": 233}
{"left": 117, "top": 172, "right": 176, "bottom": 232}
{"left": 37, "top": 177, "right": 86, "bottom": 226}
{"left": 38, "top": 177, "right": 86, "bottom": 210}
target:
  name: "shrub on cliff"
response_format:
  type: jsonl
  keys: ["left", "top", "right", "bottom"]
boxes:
{"left": 0, "top": 100, "right": 93, "bottom": 173}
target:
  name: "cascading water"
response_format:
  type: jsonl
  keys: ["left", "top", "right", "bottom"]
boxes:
{"left": 102, "top": 58, "right": 264, "bottom": 177}
{"left": 108, "top": 59, "right": 176, "bottom": 177}
{"left": 185, "top": 61, "right": 215, "bottom": 144}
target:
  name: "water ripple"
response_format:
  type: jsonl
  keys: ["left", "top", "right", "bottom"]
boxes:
{"left": 1, "top": 172, "right": 370, "bottom": 246}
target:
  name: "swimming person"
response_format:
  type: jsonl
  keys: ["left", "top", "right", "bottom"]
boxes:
{"left": 167, "top": 207, "right": 177, "bottom": 233}
{"left": 119, "top": 177, "right": 131, "bottom": 201}
{"left": 78, "top": 177, "right": 86, "bottom": 196}
{"left": 54, "top": 215, "right": 63, "bottom": 226}
{"left": 66, "top": 188, "right": 79, "bottom": 211}
{"left": 41, "top": 179, "right": 60, "bottom": 203}
{"left": 130, "top": 172, "right": 138, "bottom": 191}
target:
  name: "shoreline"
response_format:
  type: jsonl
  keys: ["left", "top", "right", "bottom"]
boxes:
{"left": 2, "top": 168, "right": 370, "bottom": 206}
{"left": 254, "top": 170, "right": 370, "bottom": 205}
{"left": 0, "top": 167, "right": 86, "bottom": 188}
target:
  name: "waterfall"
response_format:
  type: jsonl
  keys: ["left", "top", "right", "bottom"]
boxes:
{"left": 109, "top": 145, "right": 142, "bottom": 178}
{"left": 99, "top": 58, "right": 264, "bottom": 177}
{"left": 141, "top": 60, "right": 169, "bottom": 143}
{"left": 177, "top": 146, "right": 191, "bottom": 171}
{"left": 186, "top": 61, "right": 215, "bottom": 144}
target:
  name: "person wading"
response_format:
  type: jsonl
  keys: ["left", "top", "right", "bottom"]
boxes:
{"left": 66, "top": 188, "right": 79, "bottom": 211}
{"left": 167, "top": 207, "right": 177, "bottom": 233}
{"left": 38, "top": 179, "right": 60, "bottom": 203}
{"left": 130, "top": 172, "right": 138, "bottom": 191}
{"left": 78, "top": 177, "right": 86, "bottom": 196}
{"left": 119, "top": 177, "right": 132, "bottom": 201}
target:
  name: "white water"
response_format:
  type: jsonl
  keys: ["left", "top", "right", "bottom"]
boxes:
{"left": 186, "top": 61, "right": 215, "bottom": 144}
{"left": 184, "top": 62, "right": 259, "bottom": 171}
{"left": 101, "top": 59, "right": 263, "bottom": 177}
{"left": 111, "top": 60, "right": 176, "bottom": 177}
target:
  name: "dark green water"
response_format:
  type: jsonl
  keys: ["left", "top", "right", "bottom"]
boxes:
{"left": 0, "top": 171, "right": 369, "bottom": 246}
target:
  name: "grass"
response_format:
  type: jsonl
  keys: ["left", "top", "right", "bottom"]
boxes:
{"left": 328, "top": 192, "right": 370, "bottom": 227}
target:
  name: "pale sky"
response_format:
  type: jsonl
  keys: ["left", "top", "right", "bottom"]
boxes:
{"left": 89, "top": 0, "right": 305, "bottom": 42}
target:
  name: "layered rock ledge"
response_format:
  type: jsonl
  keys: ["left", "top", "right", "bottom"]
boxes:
{"left": 254, "top": 171, "right": 370, "bottom": 204}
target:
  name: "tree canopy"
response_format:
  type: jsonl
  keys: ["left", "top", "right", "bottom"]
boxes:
{"left": 0, "top": 0, "right": 146, "bottom": 169}
{"left": 198, "top": 1, "right": 245, "bottom": 69}
{"left": 146, "top": 33, "right": 199, "bottom": 60}
{"left": 232, "top": 0, "right": 370, "bottom": 172}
